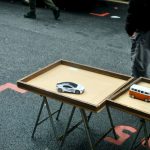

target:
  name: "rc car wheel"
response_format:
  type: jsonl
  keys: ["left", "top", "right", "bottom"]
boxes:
{"left": 130, "top": 95, "right": 134, "bottom": 98}
{"left": 75, "top": 90, "right": 80, "bottom": 94}
{"left": 58, "top": 88, "right": 62, "bottom": 92}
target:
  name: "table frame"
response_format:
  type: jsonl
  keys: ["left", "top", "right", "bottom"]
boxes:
{"left": 17, "top": 60, "right": 134, "bottom": 149}
{"left": 17, "top": 60, "right": 134, "bottom": 112}
{"left": 107, "top": 77, "right": 150, "bottom": 150}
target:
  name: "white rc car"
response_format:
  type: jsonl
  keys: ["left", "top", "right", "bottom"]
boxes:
{"left": 56, "top": 82, "right": 85, "bottom": 94}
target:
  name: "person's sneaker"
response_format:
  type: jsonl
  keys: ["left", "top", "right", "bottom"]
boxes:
{"left": 53, "top": 8, "right": 60, "bottom": 20}
{"left": 24, "top": 11, "right": 36, "bottom": 19}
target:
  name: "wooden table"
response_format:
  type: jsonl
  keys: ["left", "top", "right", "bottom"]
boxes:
{"left": 107, "top": 77, "right": 150, "bottom": 150}
{"left": 17, "top": 60, "right": 133, "bottom": 150}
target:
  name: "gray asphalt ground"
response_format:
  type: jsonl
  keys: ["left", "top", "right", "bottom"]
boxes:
{"left": 0, "top": 1, "right": 149, "bottom": 150}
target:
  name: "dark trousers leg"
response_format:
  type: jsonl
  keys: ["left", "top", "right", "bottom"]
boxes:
{"left": 29, "top": 0, "right": 36, "bottom": 12}
{"left": 131, "top": 32, "right": 150, "bottom": 78}
{"left": 44, "top": 0, "right": 57, "bottom": 10}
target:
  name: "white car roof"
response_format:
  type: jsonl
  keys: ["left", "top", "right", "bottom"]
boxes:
{"left": 57, "top": 82, "right": 78, "bottom": 87}
{"left": 130, "top": 84, "right": 150, "bottom": 93}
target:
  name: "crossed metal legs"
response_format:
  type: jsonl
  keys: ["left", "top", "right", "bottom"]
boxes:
{"left": 31, "top": 96, "right": 63, "bottom": 140}
{"left": 59, "top": 106, "right": 117, "bottom": 150}
{"left": 80, "top": 109, "right": 94, "bottom": 150}
{"left": 31, "top": 98, "right": 117, "bottom": 150}
{"left": 58, "top": 107, "right": 93, "bottom": 147}
{"left": 130, "top": 119, "right": 150, "bottom": 150}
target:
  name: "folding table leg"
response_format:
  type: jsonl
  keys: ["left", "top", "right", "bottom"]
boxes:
{"left": 60, "top": 106, "right": 76, "bottom": 148}
{"left": 130, "top": 119, "right": 149, "bottom": 150}
{"left": 56, "top": 102, "right": 64, "bottom": 120}
{"left": 87, "top": 112, "right": 92, "bottom": 122}
{"left": 43, "top": 96, "right": 58, "bottom": 140}
{"left": 143, "top": 121, "right": 149, "bottom": 148}
{"left": 31, "top": 96, "right": 64, "bottom": 140}
{"left": 32, "top": 99, "right": 45, "bottom": 139}
{"left": 106, "top": 105, "right": 117, "bottom": 139}
{"left": 80, "top": 109, "right": 94, "bottom": 150}
{"left": 129, "top": 119, "right": 144, "bottom": 150}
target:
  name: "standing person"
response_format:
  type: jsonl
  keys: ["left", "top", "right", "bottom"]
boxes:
{"left": 24, "top": 0, "right": 60, "bottom": 20}
{"left": 125, "top": 0, "right": 150, "bottom": 78}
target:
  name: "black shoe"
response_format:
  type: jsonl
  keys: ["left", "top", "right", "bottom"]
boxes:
{"left": 53, "top": 8, "right": 60, "bottom": 20}
{"left": 24, "top": 11, "right": 36, "bottom": 19}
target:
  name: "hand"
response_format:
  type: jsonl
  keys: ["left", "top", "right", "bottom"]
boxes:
{"left": 130, "top": 32, "right": 138, "bottom": 39}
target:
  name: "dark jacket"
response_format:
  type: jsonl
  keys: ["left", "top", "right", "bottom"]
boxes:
{"left": 125, "top": 0, "right": 150, "bottom": 36}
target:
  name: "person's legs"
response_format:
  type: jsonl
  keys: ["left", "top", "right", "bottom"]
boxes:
{"left": 44, "top": 0, "right": 60, "bottom": 19}
{"left": 131, "top": 31, "right": 150, "bottom": 78}
{"left": 24, "top": 0, "right": 36, "bottom": 19}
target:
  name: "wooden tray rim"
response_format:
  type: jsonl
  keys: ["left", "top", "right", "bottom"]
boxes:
{"left": 17, "top": 59, "right": 133, "bottom": 112}
{"left": 107, "top": 77, "right": 150, "bottom": 120}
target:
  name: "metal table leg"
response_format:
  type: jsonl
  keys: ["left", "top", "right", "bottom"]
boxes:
{"left": 130, "top": 119, "right": 149, "bottom": 150}
{"left": 60, "top": 106, "right": 76, "bottom": 148}
{"left": 59, "top": 106, "right": 117, "bottom": 150}
{"left": 31, "top": 96, "right": 63, "bottom": 140}
{"left": 58, "top": 110, "right": 92, "bottom": 141}
{"left": 88, "top": 112, "right": 92, "bottom": 122}
{"left": 106, "top": 105, "right": 117, "bottom": 139}
{"left": 32, "top": 99, "right": 45, "bottom": 139}
{"left": 94, "top": 106, "right": 117, "bottom": 147}
{"left": 56, "top": 102, "right": 64, "bottom": 120}
{"left": 80, "top": 108, "right": 94, "bottom": 150}
{"left": 43, "top": 96, "right": 58, "bottom": 140}
{"left": 143, "top": 121, "right": 149, "bottom": 148}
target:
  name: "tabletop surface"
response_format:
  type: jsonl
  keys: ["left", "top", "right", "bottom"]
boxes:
{"left": 17, "top": 60, "right": 132, "bottom": 111}
{"left": 109, "top": 79, "right": 150, "bottom": 120}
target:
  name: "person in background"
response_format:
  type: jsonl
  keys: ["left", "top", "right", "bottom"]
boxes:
{"left": 24, "top": 0, "right": 60, "bottom": 20}
{"left": 125, "top": 0, "right": 150, "bottom": 78}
